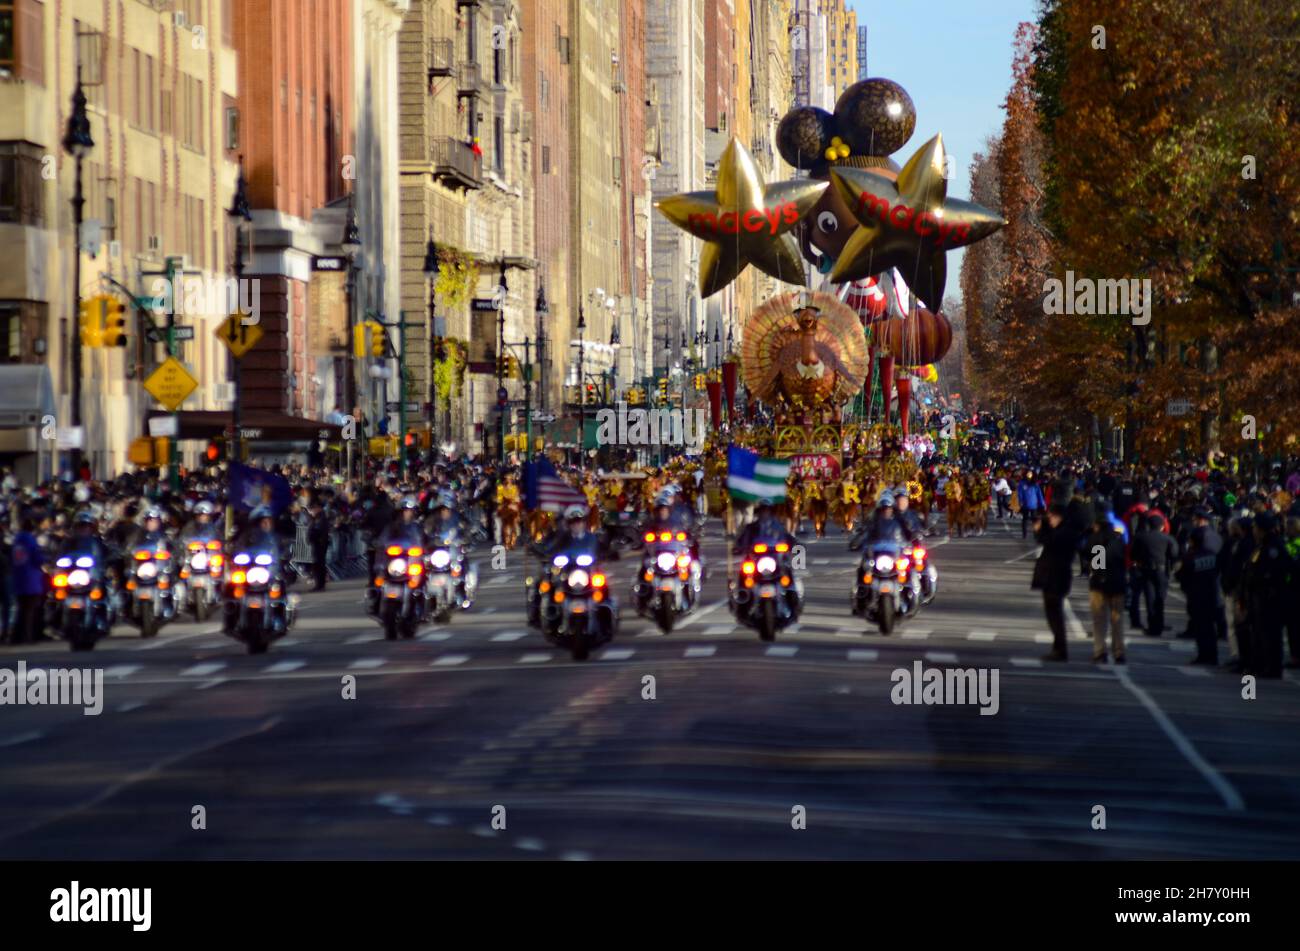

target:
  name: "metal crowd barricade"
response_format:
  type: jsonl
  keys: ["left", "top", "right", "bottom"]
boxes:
{"left": 288, "top": 521, "right": 368, "bottom": 581}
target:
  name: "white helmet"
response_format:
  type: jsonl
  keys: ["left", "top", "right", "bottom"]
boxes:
{"left": 563, "top": 504, "right": 589, "bottom": 523}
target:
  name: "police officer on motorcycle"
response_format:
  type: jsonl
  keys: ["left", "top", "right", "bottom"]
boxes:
{"left": 849, "top": 494, "right": 906, "bottom": 550}
{"left": 426, "top": 492, "right": 477, "bottom": 609}
{"left": 733, "top": 499, "right": 795, "bottom": 555}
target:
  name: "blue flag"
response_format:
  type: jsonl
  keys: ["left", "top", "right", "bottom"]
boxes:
{"left": 230, "top": 463, "right": 292, "bottom": 515}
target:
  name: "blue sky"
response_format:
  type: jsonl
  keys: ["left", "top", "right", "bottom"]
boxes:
{"left": 846, "top": 0, "right": 1040, "bottom": 299}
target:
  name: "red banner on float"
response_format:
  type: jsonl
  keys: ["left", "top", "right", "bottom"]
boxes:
{"left": 705, "top": 379, "right": 722, "bottom": 429}
{"left": 721, "top": 362, "right": 738, "bottom": 420}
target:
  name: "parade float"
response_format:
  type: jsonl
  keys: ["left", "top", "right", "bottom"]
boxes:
{"left": 656, "top": 75, "right": 1006, "bottom": 525}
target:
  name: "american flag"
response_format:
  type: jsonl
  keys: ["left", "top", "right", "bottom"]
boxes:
{"left": 523, "top": 457, "right": 586, "bottom": 512}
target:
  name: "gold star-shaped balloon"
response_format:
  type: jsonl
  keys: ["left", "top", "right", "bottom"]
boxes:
{"left": 656, "top": 137, "right": 828, "bottom": 298}
{"left": 828, "top": 134, "right": 1006, "bottom": 307}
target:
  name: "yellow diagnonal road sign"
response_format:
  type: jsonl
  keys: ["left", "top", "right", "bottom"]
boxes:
{"left": 215, "top": 313, "right": 264, "bottom": 359}
{"left": 142, "top": 356, "right": 199, "bottom": 412}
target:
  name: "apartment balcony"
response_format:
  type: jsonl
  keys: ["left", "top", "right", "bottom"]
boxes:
{"left": 457, "top": 61, "right": 487, "bottom": 99}
{"left": 433, "top": 136, "right": 483, "bottom": 192}
{"left": 428, "top": 39, "right": 454, "bottom": 79}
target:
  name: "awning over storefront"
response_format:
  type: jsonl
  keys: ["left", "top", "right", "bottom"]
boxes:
{"left": 145, "top": 410, "right": 343, "bottom": 442}
{"left": 0, "top": 365, "right": 56, "bottom": 428}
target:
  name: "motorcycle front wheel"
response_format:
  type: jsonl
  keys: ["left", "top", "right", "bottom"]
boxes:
{"left": 878, "top": 597, "right": 896, "bottom": 635}
{"left": 757, "top": 599, "right": 776, "bottom": 642}
{"left": 140, "top": 601, "right": 158, "bottom": 638}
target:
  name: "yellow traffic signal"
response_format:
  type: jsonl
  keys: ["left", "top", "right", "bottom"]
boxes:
{"left": 79, "top": 295, "right": 105, "bottom": 348}
{"left": 370, "top": 321, "right": 385, "bottom": 358}
{"left": 353, "top": 322, "right": 369, "bottom": 359}
{"left": 103, "top": 298, "right": 128, "bottom": 347}
{"left": 657, "top": 378, "right": 668, "bottom": 401}
{"left": 505, "top": 355, "right": 520, "bottom": 379}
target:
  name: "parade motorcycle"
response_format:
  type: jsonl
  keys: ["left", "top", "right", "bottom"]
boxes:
{"left": 729, "top": 541, "right": 802, "bottom": 642}
{"left": 49, "top": 550, "right": 116, "bottom": 651}
{"left": 123, "top": 538, "right": 177, "bottom": 638}
{"left": 539, "top": 549, "right": 617, "bottom": 661}
{"left": 368, "top": 541, "right": 430, "bottom": 639}
{"left": 852, "top": 540, "right": 919, "bottom": 635}
{"left": 634, "top": 528, "right": 700, "bottom": 634}
{"left": 222, "top": 548, "right": 296, "bottom": 654}
{"left": 178, "top": 538, "right": 224, "bottom": 621}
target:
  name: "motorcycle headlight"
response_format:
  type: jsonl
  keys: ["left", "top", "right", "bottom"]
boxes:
{"left": 431, "top": 550, "right": 451, "bottom": 569}
{"left": 656, "top": 552, "right": 677, "bottom": 572}
{"left": 68, "top": 569, "right": 92, "bottom": 588}
{"left": 246, "top": 566, "right": 272, "bottom": 587}
{"left": 191, "top": 553, "right": 209, "bottom": 571}
{"left": 234, "top": 553, "right": 251, "bottom": 566}
{"left": 874, "top": 555, "right": 895, "bottom": 572}
{"left": 56, "top": 557, "right": 73, "bottom": 569}
{"left": 388, "top": 558, "right": 408, "bottom": 577}
{"left": 552, "top": 555, "right": 569, "bottom": 568}
{"left": 568, "top": 569, "right": 590, "bottom": 589}
{"left": 75, "top": 556, "right": 95, "bottom": 569}
{"left": 576, "top": 554, "right": 593, "bottom": 567}
{"left": 757, "top": 556, "right": 778, "bottom": 575}
{"left": 255, "top": 553, "right": 274, "bottom": 566}
{"left": 137, "top": 561, "right": 158, "bottom": 580}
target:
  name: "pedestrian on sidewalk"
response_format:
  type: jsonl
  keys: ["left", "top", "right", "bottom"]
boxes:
{"left": 1087, "top": 512, "right": 1127, "bottom": 663}
{"left": 1032, "top": 502, "right": 1078, "bottom": 661}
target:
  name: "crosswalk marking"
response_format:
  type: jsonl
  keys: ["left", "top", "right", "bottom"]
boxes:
{"left": 925, "top": 651, "right": 959, "bottom": 663}
{"left": 431, "top": 654, "right": 470, "bottom": 666}
{"left": 967, "top": 630, "right": 997, "bottom": 641}
{"left": 599, "top": 648, "right": 636, "bottom": 661}
{"left": 765, "top": 645, "right": 799, "bottom": 657}
{"left": 1010, "top": 657, "right": 1043, "bottom": 668}
{"left": 263, "top": 660, "right": 306, "bottom": 674}
{"left": 180, "top": 662, "right": 225, "bottom": 677}
{"left": 419, "top": 631, "right": 453, "bottom": 641}
{"left": 491, "top": 630, "right": 529, "bottom": 642}
{"left": 900, "top": 629, "right": 930, "bottom": 640}
{"left": 1033, "top": 633, "right": 1054, "bottom": 644}
{"left": 102, "top": 665, "right": 142, "bottom": 678}
{"left": 345, "top": 634, "right": 380, "bottom": 644}
{"left": 1178, "top": 666, "right": 1210, "bottom": 677}
{"left": 518, "top": 652, "right": 553, "bottom": 664}
{"left": 702, "top": 624, "right": 733, "bottom": 636}
{"left": 349, "top": 658, "right": 386, "bottom": 670}
{"left": 847, "top": 648, "right": 879, "bottom": 662}
{"left": 683, "top": 645, "right": 716, "bottom": 658}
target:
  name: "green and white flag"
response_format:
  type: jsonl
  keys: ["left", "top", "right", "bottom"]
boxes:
{"left": 727, "top": 445, "right": 791, "bottom": 502}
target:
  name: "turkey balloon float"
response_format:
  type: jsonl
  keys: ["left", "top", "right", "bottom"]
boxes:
{"left": 655, "top": 76, "right": 1005, "bottom": 445}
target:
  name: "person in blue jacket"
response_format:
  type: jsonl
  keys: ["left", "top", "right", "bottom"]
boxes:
{"left": 9, "top": 516, "right": 48, "bottom": 644}
{"left": 1017, "top": 471, "right": 1046, "bottom": 539}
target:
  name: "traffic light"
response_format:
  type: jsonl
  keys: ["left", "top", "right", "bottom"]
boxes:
{"left": 79, "top": 295, "right": 105, "bottom": 348}
{"left": 204, "top": 438, "right": 223, "bottom": 464}
{"left": 505, "top": 355, "right": 520, "bottom": 379}
{"left": 102, "top": 298, "right": 128, "bottom": 347}
{"left": 657, "top": 378, "right": 668, "bottom": 402}
{"left": 370, "top": 321, "right": 385, "bottom": 358}
{"left": 354, "top": 320, "right": 386, "bottom": 358}
{"left": 353, "top": 322, "right": 368, "bottom": 358}
{"left": 585, "top": 382, "right": 596, "bottom": 405}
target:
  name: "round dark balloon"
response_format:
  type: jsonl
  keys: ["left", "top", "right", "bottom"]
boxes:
{"left": 776, "top": 106, "right": 836, "bottom": 171}
{"left": 833, "top": 78, "right": 916, "bottom": 157}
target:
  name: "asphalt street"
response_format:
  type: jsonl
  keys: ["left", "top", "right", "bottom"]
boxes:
{"left": 3, "top": 513, "right": 1299, "bottom": 859}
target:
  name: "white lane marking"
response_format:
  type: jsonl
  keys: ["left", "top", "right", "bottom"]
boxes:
{"left": 116, "top": 702, "right": 148, "bottom": 713}
{"left": 419, "top": 631, "right": 454, "bottom": 642}
{"left": 431, "top": 654, "right": 470, "bottom": 666}
{"left": 349, "top": 658, "right": 386, "bottom": 670}
{"left": 1004, "top": 546, "right": 1041, "bottom": 563}
{"left": 1034, "top": 633, "right": 1054, "bottom": 644}
{"left": 1167, "top": 641, "right": 1196, "bottom": 653}
{"left": 196, "top": 678, "right": 226, "bottom": 690}
{"left": 1114, "top": 667, "right": 1245, "bottom": 811}
{"left": 480, "top": 607, "right": 498, "bottom": 615}
{"left": 765, "top": 645, "right": 799, "bottom": 658}
{"left": 1178, "top": 666, "right": 1211, "bottom": 677}
{"left": 180, "top": 662, "right": 226, "bottom": 677}
{"left": 683, "top": 645, "right": 716, "bottom": 658}
{"left": 345, "top": 634, "right": 380, "bottom": 645}
{"left": 925, "top": 651, "right": 959, "bottom": 663}
{"left": 813, "top": 558, "right": 831, "bottom": 566}
{"left": 560, "top": 851, "right": 593, "bottom": 861}
{"left": 1063, "top": 599, "right": 1089, "bottom": 641}
{"left": 277, "top": 638, "right": 302, "bottom": 647}
{"left": 518, "top": 652, "right": 553, "bottom": 664}
{"left": 263, "top": 660, "right": 306, "bottom": 674}
{"left": 131, "top": 628, "right": 220, "bottom": 650}
{"left": 491, "top": 630, "right": 530, "bottom": 642}
{"left": 1010, "top": 657, "right": 1043, "bottom": 668}
{"left": 847, "top": 648, "right": 879, "bottom": 662}
{"left": 900, "top": 629, "right": 930, "bottom": 640}
{"left": 0, "top": 731, "right": 44, "bottom": 748}
{"left": 102, "top": 664, "right": 142, "bottom": 678}
{"left": 967, "top": 630, "right": 997, "bottom": 641}
{"left": 785, "top": 623, "right": 802, "bottom": 634}
{"left": 702, "top": 624, "right": 734, "bottom": 636}
{"left": 674, "top": 599, "right": 728, "bottom": 629}
{"left": 600, "top": 648, "right": 636, "bottom": 661}
{"left": 515, "top": 837, "right": 546, "bottom": 851}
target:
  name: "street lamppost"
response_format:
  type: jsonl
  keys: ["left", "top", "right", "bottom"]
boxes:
{"left": 422, "top": 234, "right": 440, "bottom": 462}
{"left": 496, "top": 260, "right": 508, "bottom": 462}
{"left": 576, "top": 304, "right": 586, "bottom": 459}
{"left": 63, "top": 67, "right": 93, "bottom": 479}
{"left": 226, "top": 158, "right": 251, "bottom": 506}
{"left": 341, "top": 196, "right": 361, "bottom": 479}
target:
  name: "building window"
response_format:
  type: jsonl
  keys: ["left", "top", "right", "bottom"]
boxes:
{"left": 0, "top": 141, "right": 44, "bottom": 226}
{"left": 225, "top": 106, "right": 239, "bottom": 151}
{"left": 541, "top": 144, "right": 551, "bottom": 174}
{"left": 540, "top": 74, "right": 548, "bottom": 110}
{"left": 0, "top": 4, "right": 14, "bottom": 74}
{"left": 494, "top": 115, "right": 504, "bottom": 174}
{"left": 0, "top": 304, "right": 22, "bottom": 361}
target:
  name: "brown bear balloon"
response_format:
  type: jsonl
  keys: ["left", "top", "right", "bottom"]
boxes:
{"left": 776, "top": 78, "right": 915, "bottom": 277}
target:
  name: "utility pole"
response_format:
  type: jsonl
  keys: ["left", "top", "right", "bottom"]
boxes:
{"left": 63, "top": 65, "right": 94, "bottom": 479}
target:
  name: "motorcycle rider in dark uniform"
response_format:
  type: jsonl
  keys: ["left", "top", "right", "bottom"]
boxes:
{"left": 1242, "top": 511, "right": 1292, "bottom": 678}
{"left": 1176, "top": 507, "right": 1223, "bottom": 666}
